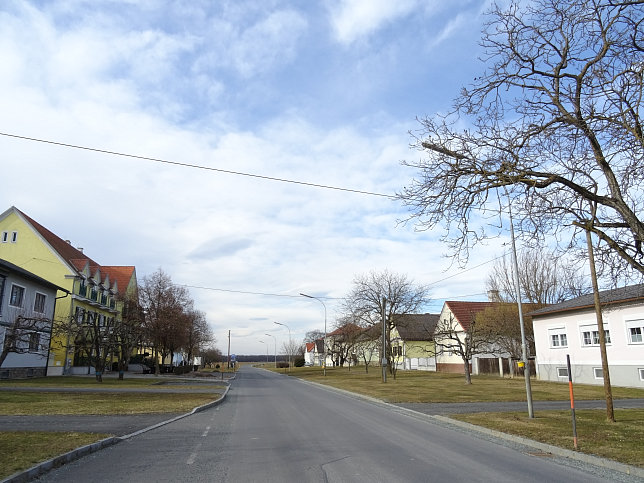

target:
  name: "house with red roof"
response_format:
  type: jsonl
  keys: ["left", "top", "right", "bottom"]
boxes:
{"left": 0, "top": 206, "right": 137, "bottom": 375}
{"left": 434, "top": 301, "right": 498, "bottom": 374}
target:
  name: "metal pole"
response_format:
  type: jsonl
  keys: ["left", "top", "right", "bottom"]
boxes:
{"left": 274, "top": 321, "right": 291, "bottom": 371}
{"left": 382, "top": 296, "right": 387, "bottom": 383}
{"left": 265, "top": 333, "right": 276, "bottom": 368}
{"left": 505, "top": 188, "right": 534, "bottom": 418}
{"left": 300, "top": 293, "right": 327, "bottom": 376}
{"left": 567, "top": 354, "right": 578, "bottom": 450}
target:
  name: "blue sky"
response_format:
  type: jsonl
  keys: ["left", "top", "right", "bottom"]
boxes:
{"left": 0, "top": 0, "right": 508, "bottom": 354}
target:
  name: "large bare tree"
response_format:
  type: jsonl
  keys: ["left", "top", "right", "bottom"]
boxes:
{"left": 487, "top": 248, "right": 587, "bottom": 305}
{"left": 342, "top": 270, "right": 429, "bottom": 373}
{"left": 399, "top": 0, "right": 644, "bottom": 282}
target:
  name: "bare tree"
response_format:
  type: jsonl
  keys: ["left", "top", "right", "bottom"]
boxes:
{"left": 303, "top": 330, "right": 325, "bottom": 343}
{"left": 183, "top": 310, "right": 213, "bottom": 368}
{"left": 342, "top": 270, "right": 430, "bottom": 373}
{"left": 0, "top": 308, "right": 52, "bottom": 369}
{"left": 354, "top": 325, "right": 380, "bottom": 374}
{"left": 139, "top": 269, "right": 192, "bottom": 374}
{"left": 53, "top": 308, "right": 117, "bottom": 382}
{"left": 434, "top": 313, "right": 492, "bottom": 385}
{"left": 487, "top": 248, "right": 588, "bottom": 305}
{"left": 399, "top": 0, "right": 644, "bottom": 282}
{"left": 114, "top": 292, "right": 144, "bottom": 380}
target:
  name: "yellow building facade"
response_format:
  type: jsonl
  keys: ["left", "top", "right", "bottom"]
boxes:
{"left": 0, "top": 206, "right": 137, "bottom": 375}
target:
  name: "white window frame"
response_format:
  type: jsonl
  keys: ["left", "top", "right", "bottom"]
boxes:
{"left": 548, "top": 327, "right": 568, "bottom": 348}
{"left": 1, "top": 231, "right": 7, "bottom": 243}
{"left": 625, "top": 319, "right": 644, "bottom": 345}
{"left": 9, "top": 283, "right": 25, "bottom": 308}
{"left": 557, "top": 367, "right": 568, "bottom": 378}
{"left": 33, "top": 292, "right": 47, "bottom": 314}
{"left": 11, "top": 231, "right": 18, "bottom": 243}
{"left": 593, "top": 367, "right": 604, "bottom": 379}
{"left": 639, "top": 368, "right": 644, "bottom": 382}
{"left": 580, "top": 324, "right": 611, "bottom": 347}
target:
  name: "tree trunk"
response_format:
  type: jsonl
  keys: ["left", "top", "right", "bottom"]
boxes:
{"left": 464, "top": 359, "right": 472, "bottom": 384}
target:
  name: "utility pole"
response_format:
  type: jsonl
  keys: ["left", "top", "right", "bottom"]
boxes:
{"left": 381, "top": 297, "right": 387, "bottom": 383}
{"left": 227, "top": 330, "right": 231, "bottom": 369}
{"left": 586, "top": 226, "right": 615, "bottom": 422}
{"left": 504, "top": 186, "right": 534, "bottom": 418}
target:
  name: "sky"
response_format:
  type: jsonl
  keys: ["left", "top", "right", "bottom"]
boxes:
{"left": 0, "top": 0, "right": 510, "bottom": 355}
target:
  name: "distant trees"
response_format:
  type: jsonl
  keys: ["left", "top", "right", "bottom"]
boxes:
{"left": 341, "top": 270, "right": 429, "bottom": 373}
{"left": 139, "top": 268, "right": 214, "bottom": 374}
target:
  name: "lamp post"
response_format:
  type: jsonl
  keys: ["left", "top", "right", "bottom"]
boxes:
{"left": 503, "top": 186, "right": 534, "bottom": 418}
{"left": 259, "top": 340, "right": 269, "bottom": 364}
{"left": 265, "top": 333, "right": 277, "bottom": 368}
{"left": 300, "top": 293, "right": 327, "bottom": 376}
{"left": 274, "top": 321, "right": 291, "bottom": 371}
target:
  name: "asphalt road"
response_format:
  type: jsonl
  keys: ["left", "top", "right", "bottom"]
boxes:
{"left": 34, "top": 366, "right": 641, "bottom": 482}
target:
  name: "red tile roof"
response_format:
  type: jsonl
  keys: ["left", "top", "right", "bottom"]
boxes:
{"left": 17, "top": 208, "right": 135, "bottom": 295}
{"left": 444, "top": 301, "right": 495, "bottom": 331}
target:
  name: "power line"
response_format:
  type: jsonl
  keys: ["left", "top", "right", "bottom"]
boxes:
{"left": 0, "top": 131, "right": 396, "bottom": 199}
{"left": 178, "top": 284, "right": 341, "bottom": 300}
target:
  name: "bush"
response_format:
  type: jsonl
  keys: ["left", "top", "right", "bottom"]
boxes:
{"left": 294, "top": 357, "right": 305, "bottom": 367}
{"left": 276, "top": 361, "right": 290, "bottom": 368}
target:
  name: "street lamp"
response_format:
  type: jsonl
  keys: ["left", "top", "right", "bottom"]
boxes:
{"left": 274, "top": 321, "right": 291, "bottom": 371}
{"left": 300, "top": 293, "right": 327, "bottom": 376}
{"left": 265, "top": 333, "right": 277, "bottom": 368}
{"left": 259, "top": 340, "right": 269, "bottom": 364}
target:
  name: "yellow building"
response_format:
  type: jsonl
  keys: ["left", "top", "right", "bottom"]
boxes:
{"left": 0, "top": 206, "right": 137, "bottom": 375}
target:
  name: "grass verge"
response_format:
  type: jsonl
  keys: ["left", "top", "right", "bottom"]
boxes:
{"left": 0, "top": 375, "right": 222, "bottom": 389}
{"left": 0, "top": 391, "right": 220, "bottom": 415}
{"left": 282, "top": 366, "right": 644, "bottom": 402}
{"left": 0, "top": 431, "right": 110, "bottom": 480}
{"left": 452, "top": 409, "right": 644, "bottom": 468}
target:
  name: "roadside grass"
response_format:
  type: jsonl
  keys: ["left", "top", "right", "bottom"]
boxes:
{"left": 0, "top": 375, "right": 221, "bottom": 389}
{"left": 0, "top": 391, "right": 220, "bottom": 415}
{"left": 452, "top": 409, "right": 644, "bottom": 468}
{"left": 0, "top": 431, "right": 110, "bottom": 480}
{"left": 282, "top": 366, "right": 644, "bottom": 403}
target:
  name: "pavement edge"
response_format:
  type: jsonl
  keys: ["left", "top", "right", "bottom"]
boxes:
{"left": 296, "top": 376, "right": 644, "bottom": 480}
{"left": 1, "top": 382, "right": 231, "bottom": 483}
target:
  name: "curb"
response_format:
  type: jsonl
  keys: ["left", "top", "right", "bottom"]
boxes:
{"left": 430, "top": 415, "right": 644, "bottom": 479}
{"left": 295, "top": 377, "right": 644, "bottom": 480}
{"left": 2, "top": 384, "right": 231, "bottom": 483}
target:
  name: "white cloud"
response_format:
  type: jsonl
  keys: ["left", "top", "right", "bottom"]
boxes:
{"left": 0, "top": 0, "right": 495, "bottom": 354}
{"left": 327, "top": 0, "right": 419, "bottom": 45}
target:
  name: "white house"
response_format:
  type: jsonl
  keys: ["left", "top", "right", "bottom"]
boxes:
{"left": 531, "top": 283, "right": 644, "bottom": 388}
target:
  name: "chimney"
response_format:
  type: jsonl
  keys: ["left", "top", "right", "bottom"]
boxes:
{"left": 487, "top": 290, "right": 500, "bottom": 302}
{"left": 77, "top": 247, "right": 84, "bottom": 253}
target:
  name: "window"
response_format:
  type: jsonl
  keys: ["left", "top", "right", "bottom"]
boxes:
{"left": 580, "top": 325, "right": 611, "bottom": 347}
{"left": 9, "top": 284, "right": 25, "bottom": 307}
{"left": 33, "top": 292, "right": 46, "bottom": 314}
{"left": 548, "top": 328, "right": 568, "bottom": 348}
{"left": 593, "top": 367, "right": 604, "bottom": 379}
{"left": 1, "top": 231, "right": 7, "bottom": 243}
{"left": 29, "top": 332, "right": 40, "bottom": 351}
{"left": 557, "top": 367, "right": 568, "bottom": 378}
{"left": 0, "top": 275, "right": 5, "bottom": 315}
{"left": 626, "top": 319, "right": 644, "bottom": 344}
{"left": 11, "top": 231, "right": 17, "bottom": 243}
{"left": 639, "top": 368, "right": 644, "bottom": 382}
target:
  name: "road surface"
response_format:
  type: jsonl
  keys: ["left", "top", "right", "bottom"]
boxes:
{"left": 36, "top": 366, "right": 640, "bottom": 482}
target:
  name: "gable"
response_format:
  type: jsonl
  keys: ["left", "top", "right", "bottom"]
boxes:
{"left": 442, "top": 301, "right": 495, "bottom": 331}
